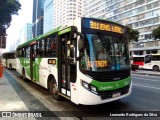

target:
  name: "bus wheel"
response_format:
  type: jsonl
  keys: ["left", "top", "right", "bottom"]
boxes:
{"left": 9, "top": 64, "right": 12, "bottom": 70}
{"left": 153, "top": 66, "right": 159, "bottom": 71}
{"left": 22, "top": 69, "right": 27, "bottom": 81}
{"left": 50, "top": 79, "right": 61, "bottom": 100}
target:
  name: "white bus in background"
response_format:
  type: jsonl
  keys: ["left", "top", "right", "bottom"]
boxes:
{"left": 132, "top": 54, "right": 160, "bottom": 71}
{"left": 2, "top": 51, "right": 17, "bottom": 69}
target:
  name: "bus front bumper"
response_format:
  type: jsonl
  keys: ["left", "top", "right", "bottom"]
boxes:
{"left": 78, "top": 81, "right": 132, "bottom": 105}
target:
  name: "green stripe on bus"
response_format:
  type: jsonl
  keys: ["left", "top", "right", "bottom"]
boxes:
{"left": 19, "top": 58, "right": 42, "bottom": 82}
{"left": 90, "top": 76, "right": 131, "bottom": 91}
{"left": 58, "top": 27, "right": 71, "bottom": 35}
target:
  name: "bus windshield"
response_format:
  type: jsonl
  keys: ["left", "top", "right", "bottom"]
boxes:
{"left": 80, "top": 33, "right": 130, "bottom": 71}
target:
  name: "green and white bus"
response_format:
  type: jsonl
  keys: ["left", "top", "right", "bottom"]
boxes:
{"left": 16, "top": 17, "right": 132, "bottom": 105}
{"left": 2, "top": 51, "right": 17, "bottom": 69}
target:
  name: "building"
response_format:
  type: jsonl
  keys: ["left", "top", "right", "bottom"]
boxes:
{"left": 85, "top": 0, "right": 160, "bottom": 55}
{"left": 43, "top": 0, "right": 54, "bottom": 33}
{"left": 32, "top": 0, "right": 44, "bottom": 38}
{"left": 43, "top": 0, "right": 85, "bottom": 33}
{"left": 20, "top": 23, "right": 33, "bottom": 44}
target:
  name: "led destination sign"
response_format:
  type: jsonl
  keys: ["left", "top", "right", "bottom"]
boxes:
{"left": 83, "top": 19, "right": 125, "bottom": 34}
{"left": 90, "top": 21, "right": 123, "bottom": 33}
{"left": 87, "top": 60, "right": 108, "bottom": 68}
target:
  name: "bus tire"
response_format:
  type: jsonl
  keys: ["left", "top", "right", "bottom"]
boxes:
{"left": 153, "top": 65, "right": 159, "bottom": 71}
{"left": 49, "top": 78, "right": 61, "bottom": 101}
{"left": 22, "top": 69, "right": 27, "bottom": 81}
{"left": 9, "top": 64, "right": 12, "bottom": 70}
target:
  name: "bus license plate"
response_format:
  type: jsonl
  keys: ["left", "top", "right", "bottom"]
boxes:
{"left": 112, "top": 92, "right": 121, "bottom": 98}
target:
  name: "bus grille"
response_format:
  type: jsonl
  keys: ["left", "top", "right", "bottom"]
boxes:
{"left": 99, "top": 86, "right": 129, "bottom": 100}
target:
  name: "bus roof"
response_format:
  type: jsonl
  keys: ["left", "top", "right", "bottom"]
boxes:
{"left": 132, "top": 55, "right": 146, "bottom": 57}
{"left": 132, "top": 54, "right": 160, "bottom": 58}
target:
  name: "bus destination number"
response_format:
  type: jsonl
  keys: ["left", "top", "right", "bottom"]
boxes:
{"left": 90, "top": 21, "right": 123, "bottom": 34}
{"left": 48, "top": 59, "right": 56, "bottom": 65}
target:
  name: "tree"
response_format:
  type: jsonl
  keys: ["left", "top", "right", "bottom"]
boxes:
{"left": 0, "top": 0, "right": 21, "bottom": 36}
{"left": 152, "top": 26, "right": 160, "bottom": 40}
{"left": 125, "top": 25, "right": 140, "bottom": 43}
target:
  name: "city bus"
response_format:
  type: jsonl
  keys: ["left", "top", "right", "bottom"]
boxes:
{"left": 16, "top": 17, "right": 132, "bottom": 105}
{"left": 2, "top": 51, "right": 17, "bottom": 69}
{"left": 131, "top": 55, "right": 145, "bottom": 68}
{"left": 132, "top": 54, "right": 160, "bottom": 71}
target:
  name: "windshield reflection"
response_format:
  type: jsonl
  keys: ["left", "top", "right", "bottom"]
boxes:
{"left": 80, "top": 33, "right": 130, "bottom": 71}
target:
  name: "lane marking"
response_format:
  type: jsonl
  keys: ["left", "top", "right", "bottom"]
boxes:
{"left": 132, "top": 74, "right": 160, "bottom": 78}
{"left": 133, "top": 84, "right": 160, "bottom": 90}
{"left": 131, "top": 77, "right": 160, "bottom": 82}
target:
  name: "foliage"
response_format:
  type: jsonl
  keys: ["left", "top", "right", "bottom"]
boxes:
{"left": 125, "top": 25, "right": 140, "bottom": 43}
{"left": 152, "top": 26, "right": 160, "bottom": 40}
{"left": 0, "top": 0, "right": 21, "bottom": 36}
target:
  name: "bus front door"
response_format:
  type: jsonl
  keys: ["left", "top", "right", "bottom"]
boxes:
{"left": 58, "top": 36, "right": 71, "bottom": 98}
{"left": 59, "top": 35, "right": 70, "bottom": 99}
{"left": 30, "top": 44, "right": 37, "bottom": 81}
{"left": 58, "top": 33, "right": 77, "bottom": 99}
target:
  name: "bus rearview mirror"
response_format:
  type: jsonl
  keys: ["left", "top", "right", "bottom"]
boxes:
{"left": 71, "top": 32, "right": 77, "bottom": 39}
{"left": 78, "top": 38, "right": 84, "bottom": 51}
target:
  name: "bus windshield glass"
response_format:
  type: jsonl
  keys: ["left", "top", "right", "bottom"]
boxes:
{"left": 80, "top": 33, "right": 130, "bottom": 71}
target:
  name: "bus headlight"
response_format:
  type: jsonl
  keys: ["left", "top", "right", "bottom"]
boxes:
{"left": 90, "top": 86, "right": 97, "bottom": 92}
{"left": 82, "top": 81, "right": 89, "bottom": 89}
{"left": 81, "top": 80, "right": 98, "bottom": 95}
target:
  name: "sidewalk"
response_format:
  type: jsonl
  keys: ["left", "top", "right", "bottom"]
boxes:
{"left": 0, "top": 70, "right": 77, "bottom": 120}
{"left": 132, "top": 69, "right": 160, "bottom": 76}
{"left": 0, "top": 74, "right": 29, "bottom": 111}
{"left": 0, "top": 72, "right": 36, "bottom": 119}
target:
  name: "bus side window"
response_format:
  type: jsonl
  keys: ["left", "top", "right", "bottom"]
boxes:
{"left": 26, "top": 46, "right": 30, "bottom": 58}
{"left": 145, "top": 56, "right": 151, "bottom": 63}
{"left": 46, "top": 37, "right": 56, "bottom": 57}
{"left": 22, "top": 47, "right": 26, "bottom": 57}
{"left": 37, "top": 39, "right": 45, "bottom": 57}
{"left": 158, "top": 56, "right": 160, "bottom": 60}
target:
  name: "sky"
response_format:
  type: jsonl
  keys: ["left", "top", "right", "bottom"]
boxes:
{"left": 5, "top": 0, "right": 33, "bottom": 52}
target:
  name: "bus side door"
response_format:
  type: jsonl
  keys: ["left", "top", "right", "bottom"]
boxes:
{"left": 30, "top": 43, "right": 37, "bottom": 81}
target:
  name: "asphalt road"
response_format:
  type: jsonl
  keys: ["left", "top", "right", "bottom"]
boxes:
{"left": 5, "top": 69, "right": 160, "bottom": 120}
{"left": 131, "top": 74, "right": 160, "bottom": 111}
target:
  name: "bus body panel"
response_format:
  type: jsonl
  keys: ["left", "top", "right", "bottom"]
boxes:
{"left": 143, "top": 61, "right": 160, "bottom": 70}
{"left": 38, "top": 58, "right": 58, "bottom": 89}
{"left": 76, "top": 74, "right": 132, "bottom": 105}
{"left": 2, "top": 59, "right": 6, "bottom": 67}
{"left": 133, "top": 61, "right": 144, "bottom": 66}
{"left": 17, "top": 58, "right": 58, "bottom": 89}
{"left": 16, "top": 58, "right": 23, "bottom": 75}
{"left": 70, "top": 68, "right": 94, "bottom": 104}
{"left": 16, "top": 58, "right": 30, "bottom": 79}
{"left": 70, "top": 64, "right": 132, "bottom": 105}
{"left": 7, "top": 59, "right": 17, "bottom": 69}
{"left": 78, "top": 82, "right": 132, "bottom": 105}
